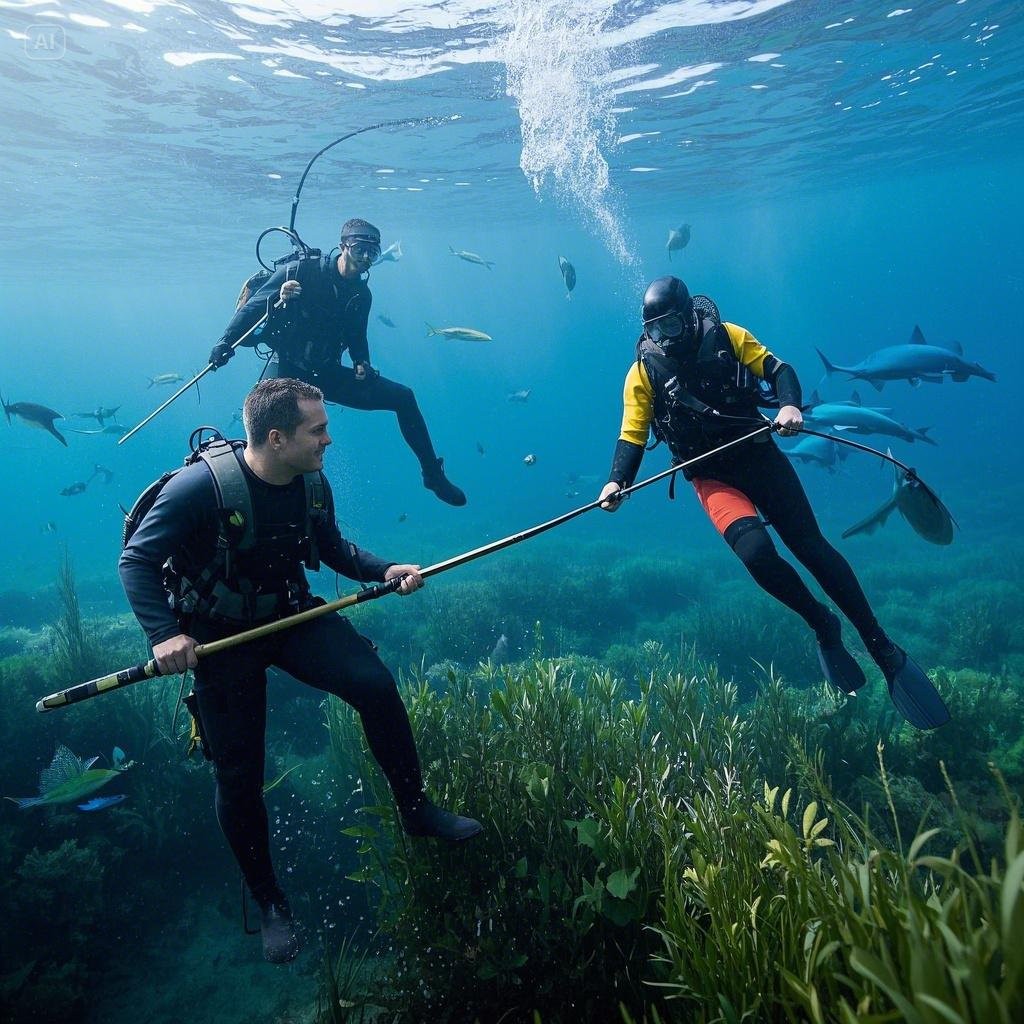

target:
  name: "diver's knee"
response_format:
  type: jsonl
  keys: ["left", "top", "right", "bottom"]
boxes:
{"left": 724, "top": 516, "right": 769, "bottom": 557}
{"left": 349, "top": 667, "right": 401, "bottom": 712}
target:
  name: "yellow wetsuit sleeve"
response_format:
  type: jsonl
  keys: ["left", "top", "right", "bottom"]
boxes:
{"left": 618, "top": 360, "right": 655, "bottom": 446}
{"left": 724, "top": 322, "right": 773, "bottom": 378}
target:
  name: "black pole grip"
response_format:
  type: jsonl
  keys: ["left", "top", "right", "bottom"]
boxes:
{"left": 36, "top": 659, "right": 161, "bottom": 713}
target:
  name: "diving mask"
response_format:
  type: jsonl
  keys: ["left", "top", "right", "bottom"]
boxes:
{"left": 644, "top": 311, "right": 692, "bottom": 346}
{"left": 345, "top": 237, "right": 381, "bottom": 263}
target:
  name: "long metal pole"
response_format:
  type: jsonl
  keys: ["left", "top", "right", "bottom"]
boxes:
{"left": 36, "top": 424, "right": 772, "bottom": 712}
{"left": 117, "top": 313, "right": 269, "bottom": 446}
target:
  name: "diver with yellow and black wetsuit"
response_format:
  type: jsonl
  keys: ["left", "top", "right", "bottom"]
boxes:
{"left": 597, "top": 276, "right": 947, "bottom": 730}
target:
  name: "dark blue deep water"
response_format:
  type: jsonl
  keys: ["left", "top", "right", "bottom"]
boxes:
{"left": 1, "top": 2, "right": 1022, "bottom": 1021}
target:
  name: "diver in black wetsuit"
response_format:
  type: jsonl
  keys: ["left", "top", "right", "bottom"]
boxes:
{"left": 597, "top": 277, "right": 946, "bottom": 729}
{"left": 210, "top": 218, "right": 466, "bottom": 506}
{"left": 119, "top": 378, "right": 481, "bottom": 965}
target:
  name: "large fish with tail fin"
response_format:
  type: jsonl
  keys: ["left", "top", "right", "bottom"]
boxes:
{"left": 448, "top": 245, "right": 494, "bottom": 269}
{"left": 817, "top": 326, "right": 996, "bottom": 390}
{"left": 804, "top": 390, "right": 936, "bottom": 445}
{"left": 6, "top": 745, "right": 131, "bottom": 809}
{"left": 842, "top": 450, "right": 956, "bottom": 545}
{"left": 1, "top": 393, "right": 67, "bottom": 446}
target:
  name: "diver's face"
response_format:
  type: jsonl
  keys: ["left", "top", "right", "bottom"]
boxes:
{"left": 277, "top": 399, "right": 331, "bottom": 476}
{"left": 340, "top": 237, "right": 380, "bottom": 275}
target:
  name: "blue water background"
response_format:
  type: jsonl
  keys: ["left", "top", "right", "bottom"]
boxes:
{"left": 1, "top": 1, "right": 1023, "bottom": 1016}
{"left": 2, "top": 3, "right": 1022, "bottom": 604}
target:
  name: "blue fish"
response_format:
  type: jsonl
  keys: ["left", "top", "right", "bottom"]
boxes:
{"left": 817, "top": 326, "right": 996, "bottom": 390}
{"left": 842, "top": 450, "right": 957, "bottom": 546}
{"left": 78, "top": 794, "right": 128, "bottom": 812}
{"left": 804, "top": 391, "right": 936, "bottom": 446}
{"left": 783, "top": 433, "right": 849, "bottom": 473}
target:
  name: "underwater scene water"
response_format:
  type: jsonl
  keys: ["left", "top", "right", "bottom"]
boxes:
{"left": 2, "top": 0, "right": 1023, "bottom": 1020}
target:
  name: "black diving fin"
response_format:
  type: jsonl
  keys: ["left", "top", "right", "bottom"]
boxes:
{"left": 816, "top": 612, "right": 867, "bottom": 696}
{"left": 879, "top": 645, "right": 950, "bottom": 730}
{"left": 817, "top": 642, "right": 867, "bottom": 696}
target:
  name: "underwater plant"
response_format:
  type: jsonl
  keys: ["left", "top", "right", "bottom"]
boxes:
{"left": 49, "top": 548, "right": 104, "bottom": 686}
{"left": 322, "top": 656, "right": 1024, "bottom": 1023}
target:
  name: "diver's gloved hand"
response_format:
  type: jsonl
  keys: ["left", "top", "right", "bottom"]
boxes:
{"left": 209, "top": 342, "right": 234, "bottom": 369}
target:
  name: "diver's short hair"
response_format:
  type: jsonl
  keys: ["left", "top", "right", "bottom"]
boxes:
{"left": 339, "top": 218, "right": 381, "bottom": 244}
{"left": 244, "top": 378, "right": 324, "bottom": 446}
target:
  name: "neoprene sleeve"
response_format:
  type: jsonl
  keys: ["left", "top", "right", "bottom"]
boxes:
{"left": 608, "top": 439, "right": 645, "bottom": 488}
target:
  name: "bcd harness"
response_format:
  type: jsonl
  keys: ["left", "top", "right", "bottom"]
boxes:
{"left": 234, "top": 257, "right": 369, "bottom": 371}
{"left": 123, "top": 435, "right": 327, "bottom": 627}
{"left": 636, "top": 300, "right": 781, "bottom": 464}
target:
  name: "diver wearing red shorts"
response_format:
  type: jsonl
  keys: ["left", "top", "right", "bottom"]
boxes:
{"left": 597, "top": 276, "right": 947, "bottom": 730}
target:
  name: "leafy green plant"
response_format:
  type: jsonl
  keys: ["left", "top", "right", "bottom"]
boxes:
{"left": 321, "top": 655, "right": 1024, "bottom": 1024}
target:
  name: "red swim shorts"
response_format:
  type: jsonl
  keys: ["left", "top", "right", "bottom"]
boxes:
{"left": 691, "top": 478, "right": 757, "bottom": 535}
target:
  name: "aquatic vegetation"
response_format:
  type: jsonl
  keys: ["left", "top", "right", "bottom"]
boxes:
{"left": 49, "top": 549, "right": 104, "bottom": 686}
{"left": 324, "top": 657, "right": 1024, "bottom": 1023}
{"left": 1, "top": 838, "right": 105, "bottom": 1021}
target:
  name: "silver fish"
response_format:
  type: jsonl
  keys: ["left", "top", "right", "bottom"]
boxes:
{"left": 1, "top": 394, "right": 66, "bottom": 446}
{"left": 373, "top": 240, "right": 402, "bottom": 265}
{"left": 449, "top": 245, "right": 494, "bottom": 270}
{"left": 74, "top": 405, "right": 121, "bottom": 425}
{"left": 817, "top": 327, "right": 996, "bottom": 391}
{"left": 523, "top": 453, "right": 537, "bottom": 465}
{"left": 507, "top": 389, "right": 531, "bottom": 403}
{"left": 147, "top": 373, "right": 185, "bottom": 388}
{"left": 842, "top": 452, "right": 956, "bottom": 545}
{"left": 666, "top": 224, "right": 691, "bottom": 260}
{"left": 425, "top": 323, "right": 492, "bottom": 342}
{"left": 68, "top": 423, "right": 129, "bottom": 437}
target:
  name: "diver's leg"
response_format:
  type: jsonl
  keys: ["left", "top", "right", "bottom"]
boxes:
{"left": 324, "top": 369, "right": 466, "bottom": 505}
{"left": 746, "top": 446, "right": 886, "bottom": 647}
{"left": 193, "top": 632, "right": 300, "bottom": 962}
{"left": 695, "top": 473, "right": 866, "bottom": 693}
{"left": 276, "top": 613, "right": 481, "bottom": 839}
{"left": 693, "top": 477, "right": 831, "bottom": 630}
{"left": 748, "top": 447, "right": 946, "bottom": 722}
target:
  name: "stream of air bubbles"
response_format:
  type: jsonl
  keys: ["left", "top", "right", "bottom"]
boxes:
{"left": 503, "top": 0, "right": 637, "bottom": 269}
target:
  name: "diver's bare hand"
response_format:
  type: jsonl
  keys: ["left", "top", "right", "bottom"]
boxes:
{"left": 774, "top": 405, "right": 803, "bottom": 437}
{"left": 598, "top": 481, "right": 625, "bottom": 512}
{"left": 153, "top": 633, "right": 199, "bottom": 676}
{"left": 386, "top": 564, "right": 424, "bottom": 595}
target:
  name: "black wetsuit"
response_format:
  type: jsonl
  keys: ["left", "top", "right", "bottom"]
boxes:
{"left": 119, "top": 451, "right": 426, "bottom": 901}
{"left": 218, "top": 258, "right": 439, "bottom": 472}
